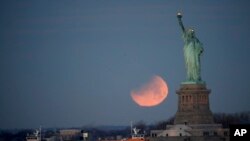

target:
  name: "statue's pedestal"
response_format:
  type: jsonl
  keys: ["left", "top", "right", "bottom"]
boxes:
{"left": 174, "top": 83, "right": 214, "bottom": 124}
{"left": 150, "top": 83, "right": 229, "bottom": 138}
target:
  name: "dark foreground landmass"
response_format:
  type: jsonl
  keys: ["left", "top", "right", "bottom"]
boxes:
{"left": 0, "top": 111, "right": 249, "bottom": 141}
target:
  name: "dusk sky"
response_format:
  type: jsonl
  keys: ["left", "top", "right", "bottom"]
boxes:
{"left": 1, "top": 0, "right": 250, "bottom": 129}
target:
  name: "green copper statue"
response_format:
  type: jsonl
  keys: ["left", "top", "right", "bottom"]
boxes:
{"left": 177, "top": 12, "right": 204, "bottom": 83}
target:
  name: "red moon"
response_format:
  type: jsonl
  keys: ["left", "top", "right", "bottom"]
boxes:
{"left": 131, "top": 75, "right": 168, "bottom": 107}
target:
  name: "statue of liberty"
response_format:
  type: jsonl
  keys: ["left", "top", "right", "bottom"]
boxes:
{"left": 177, "top": 12, "right": 204, "bottom": 83}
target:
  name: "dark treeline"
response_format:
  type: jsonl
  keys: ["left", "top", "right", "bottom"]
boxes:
{"left": 213, "top": 111, "right": 250, "bottom": 128}
{"left": 0, "top": 129, "right": 33, "bottom": 141}
{"left": 1, "top": 111, "right": 249, "bottom": 141}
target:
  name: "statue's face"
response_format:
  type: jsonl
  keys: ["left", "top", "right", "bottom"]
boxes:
{"left": 187, "top": 29, "right": 195, "bottom": 38}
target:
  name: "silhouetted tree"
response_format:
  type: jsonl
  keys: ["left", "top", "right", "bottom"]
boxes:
{"left": 0, "top": 131, "right": 13, "bottom": 141}
{"left": 151, "top": 116, "right": 175, "bottom": 130}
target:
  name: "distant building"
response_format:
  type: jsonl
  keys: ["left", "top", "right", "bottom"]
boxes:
{"left": 151, "top": 124, "right": 229, "bottom": 137}
{"left": 59, "top": 129, "right": 82, "bottom": 141}
{"left": 26, "top": 130, "right": 41, "bottom": 141}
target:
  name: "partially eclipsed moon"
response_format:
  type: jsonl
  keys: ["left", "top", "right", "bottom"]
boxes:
{"left": 131, "top": 75, "right": 168, "bottom": 107}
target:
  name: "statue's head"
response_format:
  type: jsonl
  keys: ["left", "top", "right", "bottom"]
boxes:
{"left": 186, "top": 28, "right": 195, "bottom": 38}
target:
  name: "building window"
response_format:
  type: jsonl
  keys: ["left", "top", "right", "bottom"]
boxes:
{"left": 203, "top": 132, "right": 209, "bottom": 136}
{"left": 179, "top": 133, "right": 182, "bottom": 136}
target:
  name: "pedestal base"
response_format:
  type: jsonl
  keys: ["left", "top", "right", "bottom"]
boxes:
{"left": 174, "top": 84, "right": 214, "bottom": 124}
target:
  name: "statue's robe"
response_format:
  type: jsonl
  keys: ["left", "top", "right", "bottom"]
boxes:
{"left": 183, "top": 32, "right": 203, "bottom": 82}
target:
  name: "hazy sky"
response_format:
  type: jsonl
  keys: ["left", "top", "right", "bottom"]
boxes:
{"left": 1, "top": 0, "right": 250, "bottom": 129}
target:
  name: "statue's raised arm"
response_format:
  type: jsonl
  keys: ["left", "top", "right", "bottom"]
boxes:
{"left": 177, "top": 12, "right": 185, "bottom": 33}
